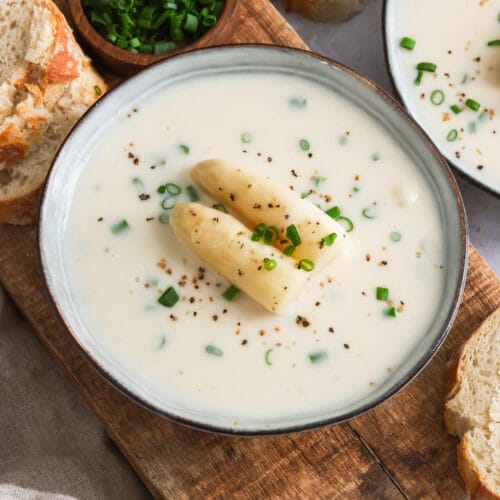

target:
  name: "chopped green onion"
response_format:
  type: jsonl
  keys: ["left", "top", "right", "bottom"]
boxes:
{"left": 414, "top": 70, "right": 424, "bottom": 86}
{"left": 223, "top": 285, "right": 240, "bottom": 301}
{"left": 111, "top": 219, "right": 129, "bottom": 234}
{"left": 298, "top": 259, "right": 315, "bottom": 272}
{"left": 450, "top": 104, "right": 463, "bottom": 114}
{"left": 251, "top": 233, "right": 261, "bottom": 242}
{"left": 284, "top": 245, "right": 295, "bottom": 256}
{"left": 161, "top": 196, "right": 177, "bottom": 210}
{"left": 376, "top": 287, "right": 389, "bottom": 301}
{"left": 158, "top": 286, "right": 179, "bottom": 308}
{"left": 265, "top": 349, "right": 273, "bottom": 366}
{"left": 213, "top": 203, "right": 228, "bottom": 213}
{"left": 289, "top": 97, "right": 307, "bottom": 108}
{"left": 417, "top": 62, "right": 437, "bottom": 72}
{"left": 158, "top": 336, "right": 166, "bottom": 349}
{"left": 320, "top": 233, "right": 337, "bottom": 246}
{"left": 263, "top": 259, "right": 277, "bottom": 271}
{"left": 158, "top": 212, "right": 170, "bottom": 224}
{"left": 372, "top": 153, "right": 380, "bottom": 162}
{"left": 430, "top": 90, "right": 445, "bottom": 105}
{"left": 487, "top": 39, "right": 500, "bottom": 46}
{"left": 362, "top": 205, "right": 378, "bottom": 219}
{"left": 468, "top": 122, "right": 477, "bottom": 133}
{"left": 390, "top": 231, "right": 402, "bottom": 242}
{"left": 384, "top": 307, "right": 397, "bottom": 318}
{"left": 325, "top": 206, "right": 341, "bottom": 220}
{"left": 461, "top": 74, "right": 469, "bottom": 84}
{"left": 206, "top": 345, "right": 223, "bottom": 357}
{"left": 94, "top": 85, "right": 102, "bottom": 96}
{"left": 286, "top": 224, "right": 301, "bottom": 247}
{"left": 447, "top": 129, "right": 458, "bottom": 142}
{"left": 241, "top": 132, "right": 252, "bottom": 144}
{"left": 339, "top": 135, "right": 348, "bottom": 146}
{"left": 263, "top": 226, "right": 279, "bottom": 245}
{"left": 336, "top": 216, "right": 354, "bottom": 232}
{"left": 400, "top": 37, "right": 416, "bottom": 50}
{"left": 186, "top": 185, "right": 200, "bottom": 202}
{"left": 309, "top": 351, "right": 327, "bottom": 364}
{"left": 157, "top": 183, "right": 181, "bottom": 195}
{"left": 465, "top": 99, "right": 481, "bottom": 112}
{"left": 299, "top": 139, "right": 310, "bottom": 151}
{"left": 179, "top": 144, "right": 190, "bottom": 154}
{"left": 314, "top": 176, "right": 326, "bottom": 186}
{"left": 132, "top": 177, "right": 144, "bottom": 189}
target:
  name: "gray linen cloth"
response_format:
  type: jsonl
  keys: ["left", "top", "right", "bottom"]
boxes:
{"left": 0, "top": 289, "right": 150, "bottom": 499}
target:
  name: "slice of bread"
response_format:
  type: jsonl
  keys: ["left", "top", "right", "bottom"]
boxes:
{"left": 285, "top": 0, "right": 368, "bottom": 22}
{"left": 445, "top": 307, "right": 500, "bottom": 499}
{"left": 0, "top": 0, "right": 106, "bottom": 224}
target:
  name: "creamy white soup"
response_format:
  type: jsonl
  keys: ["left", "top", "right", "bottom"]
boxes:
{"left": 65, "top": 72, "right": 446, "bottom": 423}
{"left": 394, "top": 0, "right": 499, "bottom": 189}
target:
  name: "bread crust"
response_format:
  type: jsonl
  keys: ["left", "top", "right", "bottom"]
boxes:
{"left": 0, "top": 183, "right": 41, "bottom": 225}
{"left": 0, "top": 122, "right": 28, "bottom": 167}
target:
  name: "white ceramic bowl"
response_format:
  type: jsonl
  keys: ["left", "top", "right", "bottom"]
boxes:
{"left": 39, "top": 45, "right": 468, "bottom": 435}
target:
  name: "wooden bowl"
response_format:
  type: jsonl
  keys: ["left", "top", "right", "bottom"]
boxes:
{"left": 68, "top": 0, "right": 241, "bottom": 76}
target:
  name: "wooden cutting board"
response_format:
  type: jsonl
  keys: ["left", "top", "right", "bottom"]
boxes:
{"left": 1, "top": 1, "right": 499, "bottom": 497}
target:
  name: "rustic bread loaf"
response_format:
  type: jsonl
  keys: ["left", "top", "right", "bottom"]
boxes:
{"left": 285, "top": 0, "right": 368, "bottom": 22}
{"left": 0, "top": 0, "right": 106, "bottom": 224}
{"left": 445, "top": 307, "right": 500, "bottom": 499}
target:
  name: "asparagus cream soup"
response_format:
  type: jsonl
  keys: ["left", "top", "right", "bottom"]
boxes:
{"left": 393, "top": 0, "right": 499, "bottom": 189}
{"left": 65, "top": 72, "right": 446, "bottom": 422}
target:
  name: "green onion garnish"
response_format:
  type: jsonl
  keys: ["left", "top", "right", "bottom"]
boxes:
{"left": 158, "top": 286, "right": 179, "bottom": 308}
{"left": 179, "top": 144, "right": 190, "bottom": 154}
{"left": 390, "top": 231, "right": 402, "bottom": 242}
{"left": 339, "top": 135, "right": 348, "bottom": 146}
{"left": 284, "top": 245, "right": 295, "bottom": 256}
{"left": 372, "top": 153, "right": 380, "bottom": 162}
{"left": 414, "top": 70, "right": 424, "bottom": 86}
{"left": 298, "top": 259, "right": 315, "bottom": 272}
{"left": 487, "top": 39, "right": 500, "bottom": 46}
{"left": 299, "top": 139, "right": 310, "bottom": 151}
{"left": 158, "top": 212, "right": 170, "bottom": 224}
{"left": 450, "top": 104, "right": 463, "bottom": 114}
{"left": 265, "top": 348, "right": 273, "bottom": 366}
{"left": 289, "top": 97, "right": 307, "bottom": 108}
{"left": 223, "top": 285, "right": 240, "bottom": 301}
{"left": 94, "top": 85, "right": 102, "bottom": 96}
{"left": 241, "top": 132, "right": 252, "bottom": 144}
{"left": 468, "top": 122, "right": 477, "bottom": 133}
{"left": 383, "top": 307, "right": 397, "bottom": 318}
{"left": 461, "top": 74, "right": 468, "bottom": 84}
{"left": 336, "top": 216, "right": 354, "bottom": 232}
{"left": 417, "top": 62, "right": 437, "bottom": 72}
{"left": 213, "top": 203, "right": 228, "bottom": 213}
{"left": 132, "top": 177, "right": 144, "bottom": 189}
{"left": 161, "top": 196, "right": 177, "bottom": 210}
{"left": 263, "top": 226, "right": 279, "bottom": 245}
{"left": 286, "top": 224, "right": 301, "bottom": 247}
{"left": 465, "top": 99, "right": 481, "bottom": 112}
{"left": 206, "top": 345, "right": 223, "bottom": 357}
{"left": 309, "top": 351, "right": 327, "bottom": 364}
{"left": 158, "top": 336, "right": 166, "bottom": 349}
{"left": 320, "top": 232, "right": 337, "bottom": 246}
{"left": 376, "top": 287, "right": 389, "bottom": 301}
{"left": 264, "top": 259, "right": 277, "bottom": 271}
{"left": 186, "top": 185, "right": 200, "bottom": 201}
{"left": 111, "top": 219, "right": 129, "bottom": 234}
{"left": 447, "top": 129, "right": 458, "bottom": 142}
{"left": 400, "top": 37, "right": 416, "bottom": 50}
{"left": 430, "top": 90, "right": 445, "bottom": 105}
{"left": 362, "top": 205, "right": 378, "bottom": 219}
{"left": 157, "top": 183, "right": 181, "bottom": 195}
{"left": 325, "top": 206, "right": 341, "bottom": 220}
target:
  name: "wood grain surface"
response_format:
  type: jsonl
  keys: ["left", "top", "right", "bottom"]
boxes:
{"left": 1, "top": 1, "right": 498, "bottom": 497}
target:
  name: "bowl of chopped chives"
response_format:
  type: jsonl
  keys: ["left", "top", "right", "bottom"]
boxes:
{"left": 68, "top": 0, "right": 240, "bottom": 76}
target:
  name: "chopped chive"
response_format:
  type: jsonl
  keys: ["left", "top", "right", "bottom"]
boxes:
{"left": 298, "top": 259, "right": 315, "bottom": 272}
{"left": 161, "top": 196, "right": 177, "bottom": 210}
{"left": 465, "top": 99, "right": 481, "bottom": 111}
{"left": 461, "top": 74, "right": 468, "bottom": 84}
{"left": 213, "top": 203, "right": 228, "bottom": 213}
{"left": 251, "top": 233, "right": 261, "bottom": 242}
{"left": 265, "top": 348, "right": 273, "bottom": 366}
{"left": 362, "top": 205, "right": 378, "bottom": 219}
{"left": 186, "top": 185, "right": 200, "bottom": 202}
{"left": 241, "top": 132, "right": 252, "bottom": 144}
{"left": 309, "top": 351, "right": 327, "bottom": 364}
{"left": 450, "top": 104, "right": 463, "bottom": 114}
{"left": 314, "top": 176, "right": 326, "bottom": 186}
{"left": 430, "top": 90, "right": 445, "bottom": 105}
{"left": 353, "top": 186, "right": 360, "bottom": 193}
{"left": 301, "top": 192, "right": 311, "bottom": 199}
{"left": 111, "top": 219, "right": 129, "bottom": 234}
{"left": 487, "top": 39, "right": 500, "bottom": 46}
{"left": 158, "top": 212, "right": 170, "bottom": 224}
{"left": 264, "top": 258, "right": 277, "bottom": 271}
{"left": 158, "top": 286, "right": 179, "bottom": 308}
{"left": 94, "top": 85, "right": 102, "bottom": 96}
{"left": 390, "top": 231, "right": 402, "bottom": 242}
{"left": 417, "top": 62, "right": 437, "bottom": 72}
{"left": 255, "top": 223, "right": 267, "bottom": 235}
{"left": 223, "top": 285, "right": 240, "bottom": 301}
{"left": 447, "top": 129, "right": 458, "bottom": 142}
{"left": 158, "top": 336, "right": 166, "bottom": 349}
{"left": 320, "top": 232, "right": 337, "bottom": 246}
{"left": 414, "top": 70, "right": 424, "bottom": 86}
{"left": 132, "top": 177, "right": 144, "bottom": 189}
{"left": 339, "top": 135, "right": 348, "bottom": 146}
{"left": 286, "top": 224, "right": 301, "bottom": 247}
{"left": 384, "top": 307, "right": 397, "bottom": 317}
{"left": 206, "top": 345, "right": 223, "bottom": 357}
{"left": 299, "top": 139, "right": 310, "bottom": 151}
{"left": 468, "top": 122, "right": 477, "bottom": 133}
{"left": 263, "top": 226, "right": 279, "bottom": 245}
{"left": 325, "top": 206, "right": 341, "bottom": 220}
{"left": 157, "top": 183, "right": 181, "bottom": 195}
{"left": 289, "top": 97, "right": 307, "bottom": 108}
{"left": 284, "top": 245, "right": 295, "bottom": 256}
{"left": 336, "top": 216, "right": 354, "bottom": 232}
{"left": 179, "top": 144, "right": 190, "bottom": 154}
{"left": 371, "top": 153, "right": 380, "bottom": 162}
{"left": 376, "top": 287, "right": 389, "bottom": 301}
{"left": 400, "top": 37, "right": 416, "bottom": 50}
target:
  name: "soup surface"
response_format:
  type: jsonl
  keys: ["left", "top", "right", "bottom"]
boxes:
{"left": 393, "top": 0, "right": 499, "bottom": 190}
{"left": 65, "top": 72, "right": 446, "bottom": 424}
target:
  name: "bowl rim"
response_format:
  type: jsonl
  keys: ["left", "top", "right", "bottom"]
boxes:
{"left": 37, "top": 43, "right": 469, "bottom": 436}
{"left": 382, "top": 0, "right": 500, "bottom": 199}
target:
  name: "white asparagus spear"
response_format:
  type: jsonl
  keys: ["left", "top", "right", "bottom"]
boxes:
{"left": 191, "top": 159, "right": 348, "bottom": 270}
{"left": 170, "top": 202, "right": 311, "bottom": 313}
